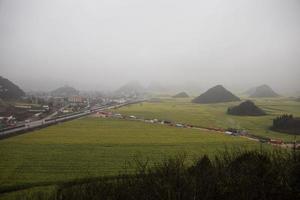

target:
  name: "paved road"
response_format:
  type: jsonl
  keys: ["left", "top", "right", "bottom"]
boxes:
{"left": 0, "top": 99, "right": 145, "bottom": 138}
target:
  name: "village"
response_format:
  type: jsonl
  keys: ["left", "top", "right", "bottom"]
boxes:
{"left": 0, "top": 92, "right": 135, "bottom": 131}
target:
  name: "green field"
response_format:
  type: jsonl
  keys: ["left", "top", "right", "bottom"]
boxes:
{"left": 0, "top": 117, "right": 258, "bottom": 193}
{"left": 117, "top": 97, "right": 300, "bottom": 142}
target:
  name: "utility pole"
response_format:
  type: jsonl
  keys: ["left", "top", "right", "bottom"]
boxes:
{"left": 294, "top": 135, "right": 296, "bottom": 150}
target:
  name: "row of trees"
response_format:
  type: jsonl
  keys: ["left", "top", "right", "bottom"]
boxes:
{"left": 272, "top": 114, "right": 300, "bottom": 134}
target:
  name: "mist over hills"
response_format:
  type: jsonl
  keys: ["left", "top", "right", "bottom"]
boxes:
{"left": 114, "top": 81, "right": 145, "bottom": 97}
{"left": 0, "top": 75, "right": 298, "bottom": 99}
{"left": 51, "top": 86, "right": 79, "bottom": 97}
{"left": 249, "top": 85, "right": 280, "bottom": 98}
{"left": 173, "top": 92, "right": 189, "bottom": 98}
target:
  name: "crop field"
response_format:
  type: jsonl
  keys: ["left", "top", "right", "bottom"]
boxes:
{"left": 117, "top": 97, "right": 300, "bottom": 142}
{"left": 0, "top": 117, "right": 259, "bottom": 194}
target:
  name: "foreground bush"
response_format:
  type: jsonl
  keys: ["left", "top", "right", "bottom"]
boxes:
{"left": 28, "top": 150, "right": 300, "bottom": 200}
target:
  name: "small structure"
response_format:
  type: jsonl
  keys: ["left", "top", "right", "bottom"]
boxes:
{"left": 269, "top": 139, "right": 284, "bottom": 145}
{"left": 43, "top": 105, "right": 49, "bottom": 111}
{"left": 176, "top": 124, "right": 184, "bottom": 128}
{"left": 68, "top": 96, "right": 85, "bottom": 104}
{"left": 114, "top": 113, "right": 122, "bottom": 118}
{"left": 0, "top": 116, "right": 17, "bottom": 127}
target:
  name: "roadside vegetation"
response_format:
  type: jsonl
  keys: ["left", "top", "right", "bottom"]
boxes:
{"left": 2, "top": 149, "right": 299, "bottom": 200}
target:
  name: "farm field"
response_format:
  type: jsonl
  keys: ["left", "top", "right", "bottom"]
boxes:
{"left": 0, "top": 117, "right": 259, "bottom": 194}
{"left": 116, "top": 97, "right": 300, "bottom": 142}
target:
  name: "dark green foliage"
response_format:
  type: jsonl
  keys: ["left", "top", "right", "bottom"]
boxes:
{"left": 26, "top": 150, "right": 300, "bottom": 200}
{"left": 250, "top": 84, "right": 279, "bottom": 98}
{"left": 173, "top": 92, "right": 189, "bottom": 98}
{"left": 227, "top": 100, "right": 266, "bottom": 116}
{"left": 272, "top": 114, "right": 300, "bottom": 134}
{"left": 192, "top": 85, "right": 240, "bottom": 104}
{"left": 0, "top": 76, "right": 25, "bottom": 100}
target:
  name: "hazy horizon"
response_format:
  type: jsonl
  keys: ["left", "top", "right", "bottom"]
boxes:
{"left": 1, "top": 0, "right": 300, "bottom": 95}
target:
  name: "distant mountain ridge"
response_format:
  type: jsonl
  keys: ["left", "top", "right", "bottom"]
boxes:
{"left": 192, "top": 85, "right": 240, "bottom": 104}
{"left": 0, "top": 76, "right": 25, "bottom": 100}
{"left": 51, "top": 86, "right": 79, "bottom": 97}
{"left": 115, "top": 81, "right": 145, "bottom": 97}
{"left": 173, "top": 92, "right": 189, "bottom": 98}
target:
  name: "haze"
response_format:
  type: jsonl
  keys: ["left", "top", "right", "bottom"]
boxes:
{"left": 0, "top": 0, "right": 300, "bottom": 94}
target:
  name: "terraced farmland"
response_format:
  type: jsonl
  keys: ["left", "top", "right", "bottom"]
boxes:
{"left": 117, "top": 97, "right": 300, "bottom": 141}
{"left": 0, "top": 117, "right": 258, "bottom": 192}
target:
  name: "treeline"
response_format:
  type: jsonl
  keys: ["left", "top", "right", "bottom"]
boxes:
{"left": 272, "top": 114, "right": 300, "bottom": 134}
{"left": 22, "top": 150, "right": 300, "bottom": 200}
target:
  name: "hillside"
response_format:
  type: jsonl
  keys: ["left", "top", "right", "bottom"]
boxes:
{"left": 227, "top": 100, "right": 266, "bottom": 116}
{"left": 250, "top": 85, "right": 279, "bottom": 98}
{"left": 0, "top": 76, "right": 25, "bottom": 100}
{"left": 192, "top": 85, "right": 240, "bottom": 104}
{"left": 51, "top": 86, "right": 79, "bottom": 97}
{"left": 173, "top": 92, "right": 189, "bottom": 98}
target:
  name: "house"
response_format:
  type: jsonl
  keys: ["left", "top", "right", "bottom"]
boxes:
{"left": 269, "top": 139, "right": 283, "bottom": 145}
{"left": 43, "top": 105, "right": 49, "bottom": 110}
{"left": 95, "top": 112, "right": 107, "bottom": 118}
{"left": 68, "top": 96, "right": 85, "bottom": 104}
{"left": 164, "top": 120, "right": 172, "bottom": 124}
{"left": 52, "top": 97, "right": 67, "bottom": 107}
{"left": 14, "top": 105, "right": 31, "bottom": 109}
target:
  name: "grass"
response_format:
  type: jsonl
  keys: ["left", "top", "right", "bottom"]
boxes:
{"left": 0, "top": 186, "right": 56, "bottom": 200}
{"left": 116, "top": 97, "right": 300, "bottom": 142}
{"left": 0, "top": 117, "right": 258, "bottom": 194}
{"left": 6, "top": 149, "right": 299, "bottom": 200}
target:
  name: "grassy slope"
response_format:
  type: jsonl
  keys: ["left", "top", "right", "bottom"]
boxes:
{"left": 117, "top": 97, "right": 300, "bottom": 141}
{"left": 0, "top": 117, "right": 257, "bottom": 190}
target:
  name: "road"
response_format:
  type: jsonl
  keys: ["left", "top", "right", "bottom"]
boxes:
{"left": 43, "top": 103, "right": 71, "bottom": 121}
{"left": 0, "top": 99, "right": 145, "bottom": 138}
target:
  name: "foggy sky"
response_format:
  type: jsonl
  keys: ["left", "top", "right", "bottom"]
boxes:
{"left": 0, "top": 0, "right": 300, "bottom": 94}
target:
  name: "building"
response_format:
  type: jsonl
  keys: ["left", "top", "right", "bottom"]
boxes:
{"left": 68, "top": 96, "right": 85, "bottom": 104}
